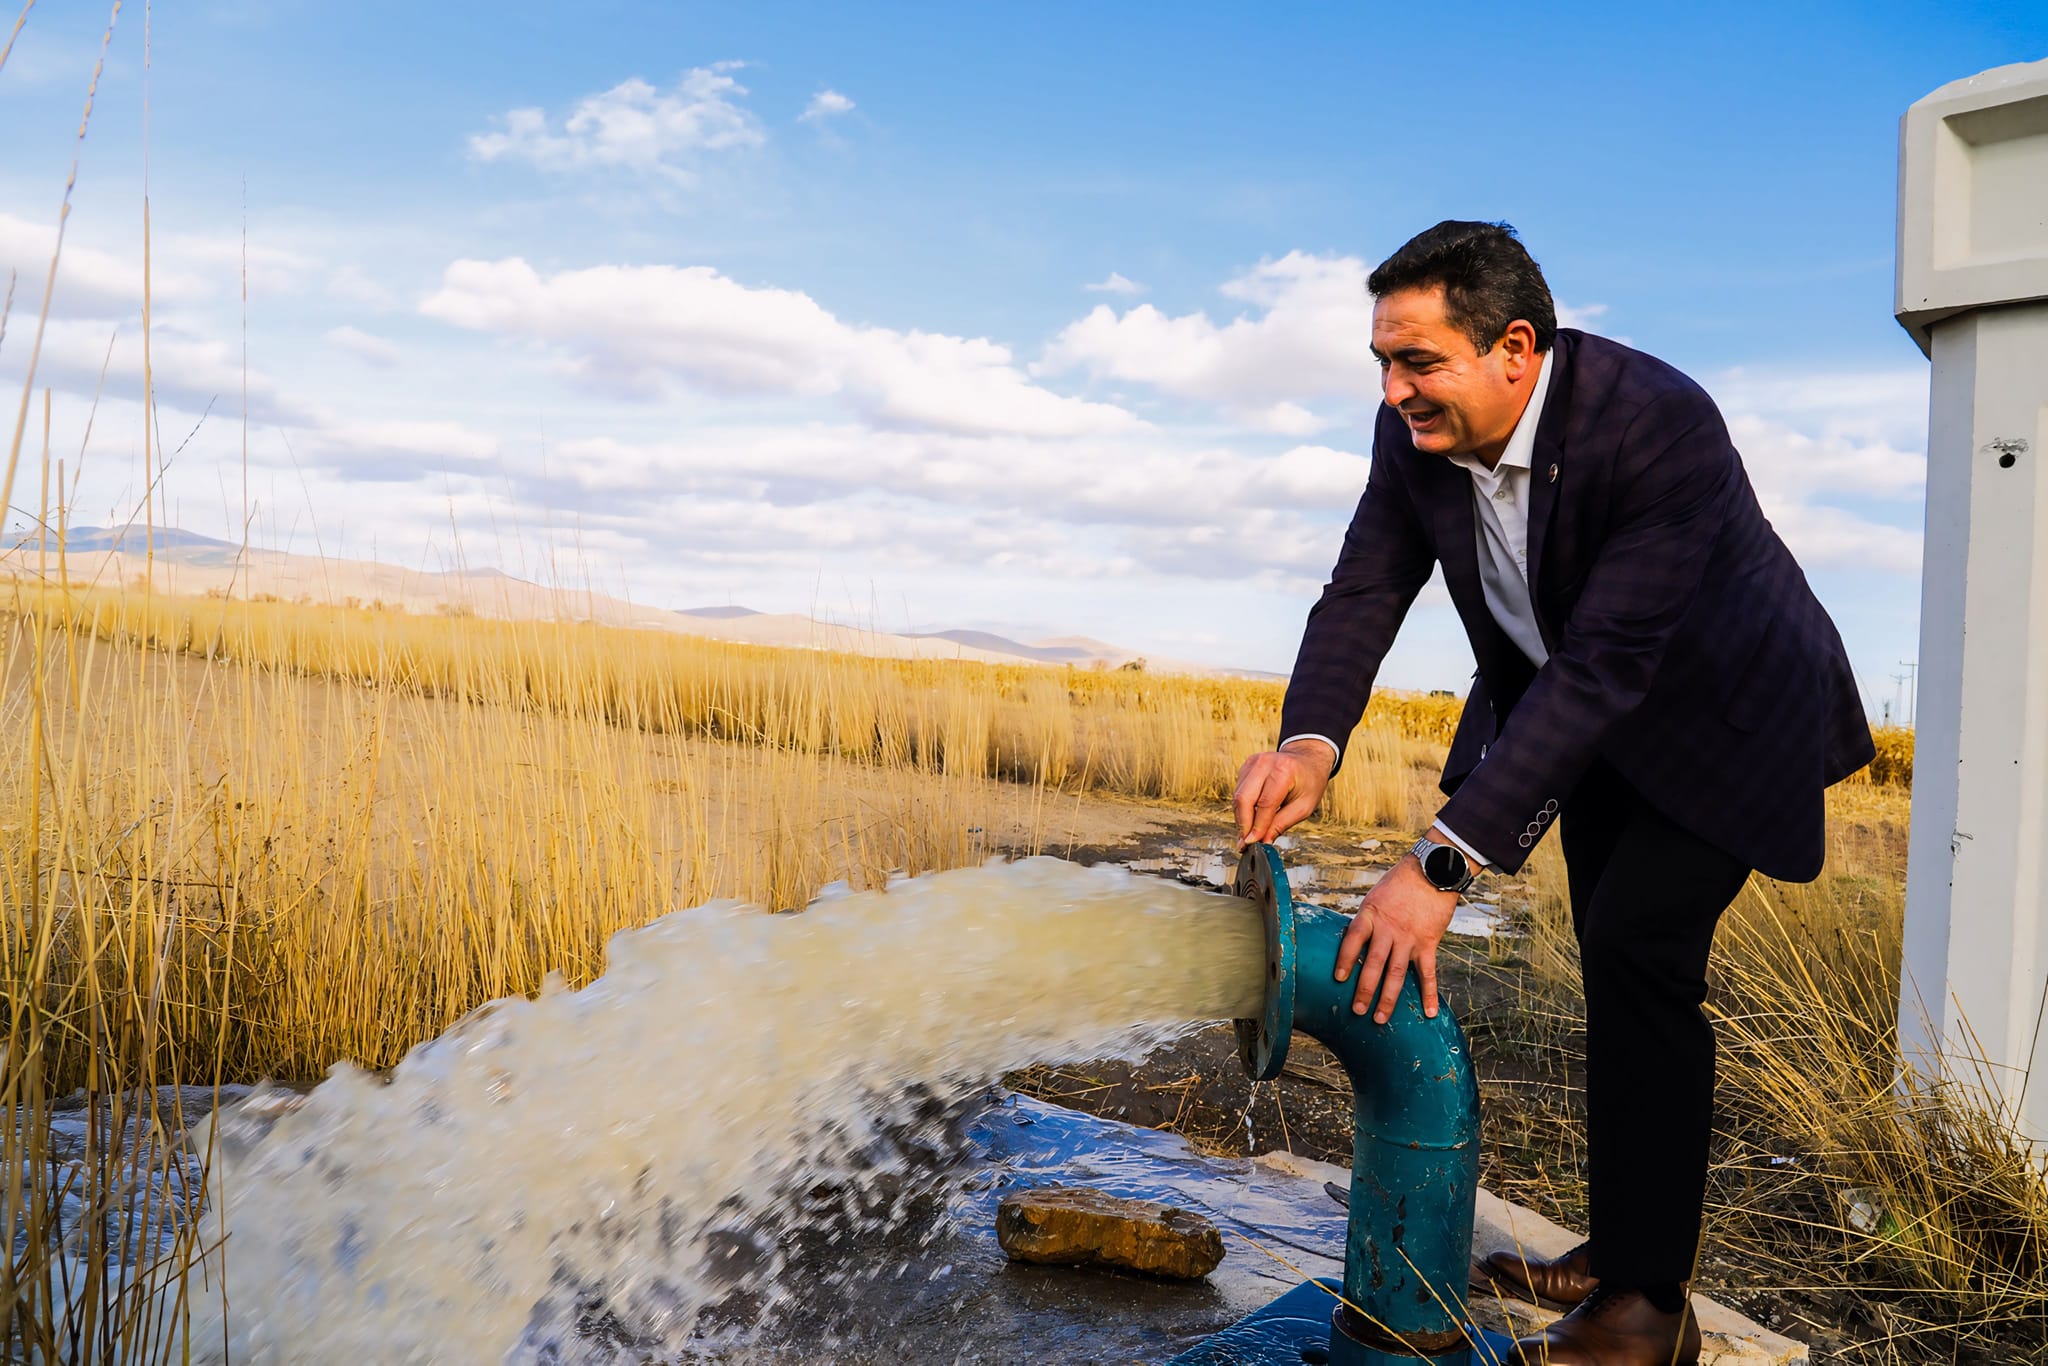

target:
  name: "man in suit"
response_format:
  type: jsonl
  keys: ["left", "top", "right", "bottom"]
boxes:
{"left": 1232, "top": 221, "right": 1873, "bottom": 1366}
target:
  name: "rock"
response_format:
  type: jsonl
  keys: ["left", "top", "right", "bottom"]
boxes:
{"left": 996, "top": 1186, "right": 1224, "bottom": 1279}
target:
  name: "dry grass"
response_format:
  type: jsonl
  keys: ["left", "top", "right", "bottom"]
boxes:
{"left": 1, "top": 619, "right": 1028, "bottom": 1078}
{"left": 0, "top": 573, "right": 1077, "bottom": 1357}
{"left": 0, "top": 557, "right": 1959, "bottom": 1359}
{"left": 0, "top": 539, "right": 1983, "bottom": 1366}
{"left": 5, "top": 579, "right": 1457, "bottom": 829}
{"left": 1859, "top": 725, "right": 1916, "bottom": 790}
{"left": 0, "top": 528, "right": 1452, "bottom": 1354}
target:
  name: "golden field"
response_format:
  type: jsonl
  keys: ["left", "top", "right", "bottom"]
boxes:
{"left": 0, "top": 568, "right": 1463, "bottom": 1359}
{"left": 7, "top": 561, "right": 2030, "bottom": 1364}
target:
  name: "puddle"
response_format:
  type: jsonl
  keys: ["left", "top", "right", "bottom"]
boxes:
{"left": 1128, "top": 844, "right": 1235, "bottom": 887}
{"left": 1449, "top": 901, "right": 1505, "bottom": 939}
{"left": 740, "top": 1092, "right": 1347, "bottom": 1361}
{"left": 1121, "top": 848, "right": 1505, "bottom": 941}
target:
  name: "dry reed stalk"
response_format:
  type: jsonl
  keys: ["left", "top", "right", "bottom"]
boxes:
{"left": 1322, "top": 717, "right": 1418, "bottom": 828}
{"left": 0, "top": 535, "right": 1464, "bottom": 1353}
{"left": 0, "top": 552, "right": 1040, "bottom": 1354}
{"left": 1, "top": 581, "right": 1451, "bottom": 831}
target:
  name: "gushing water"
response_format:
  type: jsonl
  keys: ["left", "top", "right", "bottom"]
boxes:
{"left": 172, "top": 857, "right": 1265, "bottom": 1362}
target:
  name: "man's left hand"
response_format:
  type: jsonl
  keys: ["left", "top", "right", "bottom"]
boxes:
{"left": 1334, "top": 854, "right": 1458, "bottom": 1022}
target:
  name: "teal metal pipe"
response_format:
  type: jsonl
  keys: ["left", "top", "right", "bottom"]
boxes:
{"left": 1229, "top": 844, "right": 1483, "bottom": 1366}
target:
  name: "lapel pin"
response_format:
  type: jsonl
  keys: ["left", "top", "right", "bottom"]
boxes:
{"left": 1547, "top": 463, "right": 1559, "bottom": 483}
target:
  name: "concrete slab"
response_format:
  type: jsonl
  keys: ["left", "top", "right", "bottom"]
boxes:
{"left": 1254, "top": 1152, "right": 1809, "bottom": 1366}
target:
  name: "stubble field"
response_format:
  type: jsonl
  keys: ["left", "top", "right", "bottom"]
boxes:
{"left": 2, "top": 570, "right": 2037, "bottom": 1364}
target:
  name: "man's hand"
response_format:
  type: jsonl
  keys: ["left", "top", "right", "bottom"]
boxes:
{"left": 1334, "top": 853, "right": 1458, "bottom": 1022}
{"left": 1233, "top": 740, "right": 1336, "bottom": 848}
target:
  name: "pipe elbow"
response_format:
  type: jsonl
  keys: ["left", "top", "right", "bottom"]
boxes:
{"left": 1229, "top": 844, "right": 1482, "bottom": 1364}
{"left": 1289, "top": 904, "right": 1482, "bottom": 1155}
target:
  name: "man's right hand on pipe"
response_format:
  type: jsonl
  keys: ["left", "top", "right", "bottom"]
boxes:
{"left": 1232, "top": 738, "right": 1337, "bottom": 848}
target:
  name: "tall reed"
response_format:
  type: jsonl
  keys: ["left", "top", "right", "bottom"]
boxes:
{"left": 5, "top": 580, "right": 1458, "bottom": 828}
{"left": 0, "top": 570, "right": 1039, "bottom": 1357}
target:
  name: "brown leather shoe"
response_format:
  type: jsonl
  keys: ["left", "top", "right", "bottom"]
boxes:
{"left": 1480, "top": 1239, "right": 1598, "bottom": 1308}
{"left": 1506, "top": 1286, "right": 1701, "bottom": 1365}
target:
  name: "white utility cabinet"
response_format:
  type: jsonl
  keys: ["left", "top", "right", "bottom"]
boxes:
{"left": 1896, "top": 56, "right": 2048, "bottom": 1144}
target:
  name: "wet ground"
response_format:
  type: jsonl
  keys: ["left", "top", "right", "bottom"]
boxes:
{"left": 749, "top": 1092, "right": 1352, "bottom": 1364}
{"left": 724, "top": 819, "right": 1401, "bottom": 1362}
{"left": 32, "top": 822, "right": 1848, "bottom": 1361}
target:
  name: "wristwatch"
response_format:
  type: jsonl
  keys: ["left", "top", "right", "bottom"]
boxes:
{"left": 1409, "top": 835, "right": 1478, "bottom": 894}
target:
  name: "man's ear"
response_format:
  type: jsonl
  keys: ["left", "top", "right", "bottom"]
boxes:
{"left": 1499, "top": 319, "right": 1539, "bottom": 381}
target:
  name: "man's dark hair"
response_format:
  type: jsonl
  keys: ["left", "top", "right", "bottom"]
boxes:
{"left": 1367, "top": 221, "right": 1558, "bottom": 354}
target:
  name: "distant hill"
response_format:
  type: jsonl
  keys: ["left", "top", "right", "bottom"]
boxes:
{"left": 678, "top": 606, "right": 764, "bottom": 619}
{"left": 904, "top": 629, "right": 1094, "bottom": 664}
{"left": 2, "top": 524, "right": 1279, "bottom": 678}
{"left": 61, "top": 525, "right": 240, "bottom": 554}
{"left": 1030, "top": 634, "right": 1134, "bottom": 658}
{"left": 38, "top": 525, "right": 247, "bottom": 570}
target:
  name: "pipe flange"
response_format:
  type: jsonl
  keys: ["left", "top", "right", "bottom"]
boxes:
{"left": 1334, "top": 1302, "right": 1476, "bottom": 1358}
{"left": 1232, "top": 843, "right": 1295, "bottom": 1081}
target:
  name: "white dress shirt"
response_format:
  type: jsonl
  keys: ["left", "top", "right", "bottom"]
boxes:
{"left": 1283, "top": 353, "right": 1556, "bottom": 869}
{"left": 1446, "top": 350, "right": 1552, "bottom": 671}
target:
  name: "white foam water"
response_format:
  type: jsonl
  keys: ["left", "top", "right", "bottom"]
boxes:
{"left": 171, "top": 857, "right": 1265, "bottom": 1363}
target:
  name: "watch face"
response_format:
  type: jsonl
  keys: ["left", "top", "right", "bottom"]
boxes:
{"left": 1423, "top": 843, "right": 1468, "bottom": 889}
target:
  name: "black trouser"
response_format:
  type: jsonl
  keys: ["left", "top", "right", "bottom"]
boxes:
{"left": 1558, "top": 761, "right": 1750, "bottom": 1287}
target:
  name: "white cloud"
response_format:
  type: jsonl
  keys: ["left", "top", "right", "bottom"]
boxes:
{"left": 1044, "top": 251, "right": 1613, "bottom": 417}
{"left": 1756, "top": 502, "right": 1921, "bottom": 574}
{"left": 327, "top": 264, "right": 400, "bottom": 311}
{"left": 419, "top": 256, "right": 1145, "bottom": 439}
{"left": 0, "top": 212, "right": 209, "bottom": 318}
{"left": 0, "top": 215, "right": 334, "bottom": 326}
{"left": 1709, "top": 367, "right": 1928, "bottom": 456}
{"left": 9, "top": 316, "right": 295, "bottom": 422}
{"left": 1257, "top": 444, "right": 1373, "bottom": 505}
{"left": 1042, "top": 251, "right": 1379, "bottom": 409}
{"left": 1241, "top": 401, "right": 1329, "bottom": 436}
{"left": 1083, "top": 272, "right": 1144, "bottom": 296}
{"left": 324, "top": 325, "right": 400, "bottom": 368}
{"left": 299, "top": 417, "right": 501, "bottom": 481}
{"left": 1039, "top": 250, "right": 1924, "bottom": 579}
{"left": 485, "top": 420, "right": 1367, "bottom": 585}
{"left": 164, "top": 232, "right": 321, "bottom": 297}
{"left": 397, "top": 246, "right": 1931, "bottom": 594}
{"left": 799, "top": 89, "right": 855, "bottom": 122}
{"left": 1704, "top": 366, "right": 1928, "bottom": 574}
{"left": 1723, "top": 411, "right": 1925, "bottom": 503}
{"left": 468, "top": 66, "right": 765, "bottom": 181}
{"left": 1555, "top": 300, "right": 1608, "bottom": 331}
{"left": 10, "top": 205, "right": 1924, "bottom": 685}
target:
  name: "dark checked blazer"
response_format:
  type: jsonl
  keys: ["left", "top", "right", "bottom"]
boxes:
{"left": 1277, "top": 328, "right": 1874, "bottom": 882}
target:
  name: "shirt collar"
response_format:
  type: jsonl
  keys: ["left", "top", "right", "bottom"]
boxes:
{"left": 1450, "top": 350, "right": 1552, "bottom": 475}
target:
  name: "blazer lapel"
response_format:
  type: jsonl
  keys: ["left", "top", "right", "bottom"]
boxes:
{"left": 1523, "top": 340, "right": 1574, "bottom": 649}
{"left": 1525, "top": 431, "right": 1563, "bottom": 602}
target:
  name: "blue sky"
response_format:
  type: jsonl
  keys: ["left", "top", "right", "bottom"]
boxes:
{"left": 3, "top": 3, "right": 2044, "bottom": 706}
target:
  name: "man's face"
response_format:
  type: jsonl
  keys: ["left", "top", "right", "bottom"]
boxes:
{"left": 1370, "top": 286, "right": 1528, "bottom": 459}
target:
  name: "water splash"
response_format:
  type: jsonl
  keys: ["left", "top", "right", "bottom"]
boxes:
{"left": 178, "top": 857, "right": 1264, "bottom": 1362}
